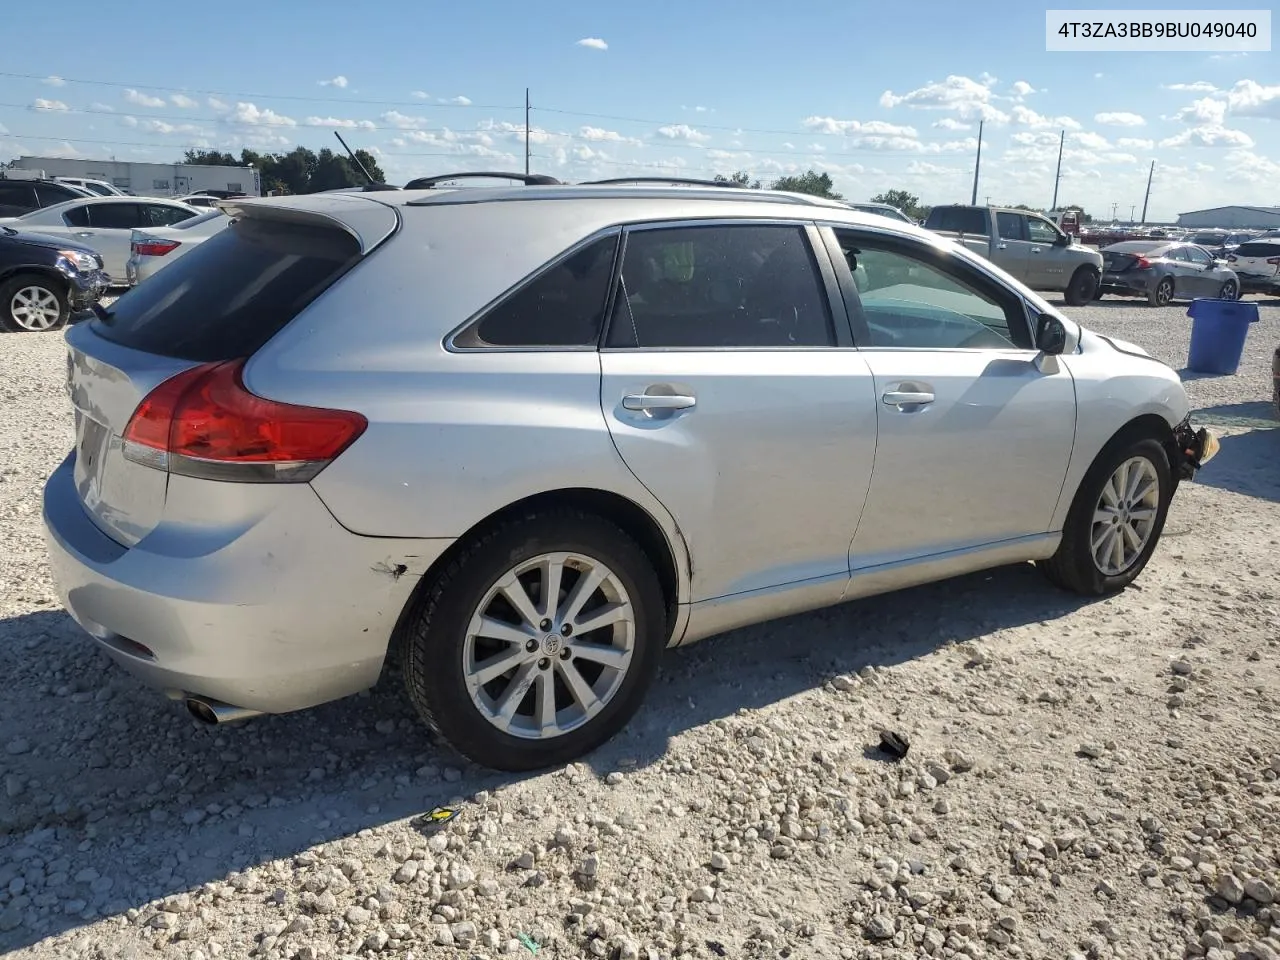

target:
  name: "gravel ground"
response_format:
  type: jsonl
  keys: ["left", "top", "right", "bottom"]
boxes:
{"left": 1, "top": 297, "right": 1278, "bottom": 960}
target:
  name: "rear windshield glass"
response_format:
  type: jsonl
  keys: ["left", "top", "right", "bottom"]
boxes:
{"left": 1233, "top": 242, "right": 1280, "bottom": 258}
{"left": 93, "top": 218, "right": 361, "bottom": 362}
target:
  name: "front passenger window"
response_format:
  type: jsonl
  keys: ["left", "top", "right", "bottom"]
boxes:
{"left": 836, "top": 231, "right": 1030, "bottom": 350}
{"left": 1026, "top": 218, "right": 1060, "bottom": 245}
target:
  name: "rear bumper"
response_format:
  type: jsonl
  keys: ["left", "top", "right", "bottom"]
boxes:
{"left": 1099, "top": 273, "right": 1151, "bottom": 295}
{"left": 42, "top": 453, "right": 452, "bottom": 713}
{"left": 1238, "top": 274, "right": 1280, "bottom": 295}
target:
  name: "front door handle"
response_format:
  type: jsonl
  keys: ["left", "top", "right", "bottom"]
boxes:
{"left": 74, "top": 231, "right": 94, "bottom": 237}
{"left": 882, "top": 390, "right": 935, "bottom": 408}
{"left": 622, "top": 393, "right": 697, "bottom": 412}
{"left": 1030, "top": 247, "right": 1043, "bottom": 254}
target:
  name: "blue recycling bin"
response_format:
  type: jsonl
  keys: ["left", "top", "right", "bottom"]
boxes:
{"left": 1186, "top": 298, "right": 1260, "bottom": 375}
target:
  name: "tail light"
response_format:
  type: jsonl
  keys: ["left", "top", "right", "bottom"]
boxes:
{"left": 121, "top": 359, "right": 367, "bottom": 483}
{"left": 1133, "top": 255, "right": 1152, "bottom": 270}
{"left": 131, "top": 237, "right": 181, "bottom": 257}
{"left": 1227, "top": 255, "right": 1238, "bottom": 262}
{"left": 1268, "top": 257, "right": 1280, "bottom": 266}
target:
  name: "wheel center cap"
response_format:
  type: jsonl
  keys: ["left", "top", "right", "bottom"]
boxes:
{"left": 541, "top": 634, "right": 562, "bottom": 656}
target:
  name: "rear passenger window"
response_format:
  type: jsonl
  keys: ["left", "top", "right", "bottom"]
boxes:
{"left": 456, "top": 234, "right": 619, "bottom": 348}
{"left": 92, "top": 218, "right": 361, "bottom": 362}
{"left": 996, "top": 213, "right": 1024, "bottom": 241}
{"left": 606, "top": 224, "right": 833, "bottom": 349}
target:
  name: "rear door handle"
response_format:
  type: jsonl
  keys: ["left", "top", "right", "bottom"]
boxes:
{"left": 622, "top": 394, "right": 697, "bottom": 412}
{"left": 882, "top": 390, "right": 935, "bottom": 407}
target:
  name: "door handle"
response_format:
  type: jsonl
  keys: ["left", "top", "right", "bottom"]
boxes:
{"left": 1030, "top": 247, "right": 1042, "bottom": 254}
{"left": 622, "top": 393, "right": 697, "bottom": 412}
{"left": 996, "top": 242, "right": 1008, "bottom": 249}
{"left": 882, "top": 390, "right": 935, "bottom": 408}
{"left": 75, "top": 231, "right": 94, "bottom": 237}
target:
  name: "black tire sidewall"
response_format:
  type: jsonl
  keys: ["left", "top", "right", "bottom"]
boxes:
{"left": 402, "top": 512, "right": 666, "bottom": 771}
{"left": 1065, "top": 267, "right": 1099, "bottom": 306}
{"left": 0, "top": 274, "right": 69, "bottom": 333}
{"left": 1064, "top": 437, "right": 1172, "bottom": 594}
{"left": 1149, "top": 277, "right": 1173, "bottom": 307}
{"left": 1220, "top": 281, "right": 1238, "bottom": 300}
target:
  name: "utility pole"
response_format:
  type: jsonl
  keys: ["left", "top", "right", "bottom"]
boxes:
{"left": 970, "top": 119, "right": 984, "bottom": 205}
{"left": 1129, "top": 204, "right": 1136, "bottom": 222}
{"left": 1140, "top": 160, "right": 1155, "bottom": 224}
{"left": 1111, "top": 202, "right": 1119, "bottom": 220}
{"left": 524, "top": 88, "right": 531, "bottom": 177}
{"left": 1051, "top": 129, "right": 1064, "bottom": 211}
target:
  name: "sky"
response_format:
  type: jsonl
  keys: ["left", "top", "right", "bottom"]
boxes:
{"left": 1, "top": 0, "right": 1276, "bottom": 222}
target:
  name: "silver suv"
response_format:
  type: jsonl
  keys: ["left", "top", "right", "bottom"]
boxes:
{"left": 43, "top": 181, "right": 1216, "bottom": 771}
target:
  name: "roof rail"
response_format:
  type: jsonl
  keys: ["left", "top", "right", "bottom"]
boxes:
{"left": 580, "top": 177, "right": 744, "bottom": 189}
{"left": 403, "top": 171, "right": 562, "bottom": 189}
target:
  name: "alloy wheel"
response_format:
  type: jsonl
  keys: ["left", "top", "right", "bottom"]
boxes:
{"left": 1154, "top": 279, "right": 1173, "bottom": 306}
{"left": 9, "top": 285, "right": 61, "bottom": 331}
{"left": 1091, "top": 456, "right": 1160, "bottom": 576}
{"left": 1219, "top": 281, "right": 1238, "bottom": 301}
{"left": 462, "top": 551, "right": 636, "bottom": 740}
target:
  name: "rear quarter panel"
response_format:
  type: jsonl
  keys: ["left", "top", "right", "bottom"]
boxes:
{"left": 1052, "top": 330, "right": 1189, "bottom": 531}
{"left": 244, "top": 200, "right": 694, "bottom": 601}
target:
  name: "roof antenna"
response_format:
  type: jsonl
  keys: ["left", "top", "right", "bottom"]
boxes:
{"left": 334, "top": 130, "right": 377, "bottom": 185}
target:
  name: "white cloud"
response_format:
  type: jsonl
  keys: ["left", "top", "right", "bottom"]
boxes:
{"left": 89, "top": 102, "right": 114, "bottom": 112}
{"left": 579, "top": 125, "right": 643, "bottom": 146}
{"left": 1071, "top": 131, "right": 1111, "bottom": 151}
{"left": 318, "top": 76, "right": 349, "bottom": 88}
{"left": 880, "top": 75, "right": 1010, "bottom": 123}
{"left": 1165, "top": 81, "right": 1217, "bottom": 93}
{"left": 933, "top": 117, "right": 971, "bottom": 131}
{"left": 576, "top": 37, "right": 608, "bottom": 50}
{"left": 124, "top": 89, "right": 166, "bottom": 108}
{"left": 411, "top": 90, "right": 430, "bottom": 100}
{"left": 448, "top": 96, "right": 472, "bottom": 106}
{"left": 44, "top": 76, "right": 66, "bottom": 87}
{"left": 1010, "top": 105, "right": 1081, "bottom": 130}
{"left": 0, "top": 122, "right": 7, "bottom": 135}
{"left": 304, "top": 116, "right": 377, "bottom": 131}
{"left": 802, "top": 116, "right": 918, "bottom": 138}
{"left": 228, "top": 102, "right": 297, "bottom": 127}
{"left": 1117, "top": 137, "right": 1155, "bottom": 150}
{"left": 1160, "top": 125, "right": 1254, "bottom": 148}
{"left": 170, "top": 94, "right": 199, "bottom": 109}
{"left": 1221, "top": 149, "right": 1280, "bottom": 185}
{"left": 1176, "top": 97, "right": 1227, "bottom": 126}
{"left": 1094, "top": 112, "right": 1146, "bottom": 127}
{"left": 1011, "top": 80, "right": 1036, "bottom": 98}
{"left": 380, "top": 110, "right": 430, "bottom": 130}
{"left": 31, "top": 98, "right": 69, "bottom": 112}
{"left": 134, "top": 119, "right": 207, "bottom": 136}
{"left": 656, "top": 124, "right": 710, "bottom": 143}
{"left": 208, "top": 96, "right": 229, "bottom": 111}
{"left": 1223, "top": 80, "right": 1280, "bottom": 119}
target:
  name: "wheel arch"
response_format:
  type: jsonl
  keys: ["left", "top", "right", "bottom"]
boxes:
{"left": 0, "top": 265, "right": 69, "bottom": 291}
{"left": 385, "top": 487, "right": 686, "bottom": 671}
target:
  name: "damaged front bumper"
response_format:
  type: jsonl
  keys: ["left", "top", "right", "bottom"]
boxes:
{"left": 1172, "top": 416, "right": 1220, "bottom": 481}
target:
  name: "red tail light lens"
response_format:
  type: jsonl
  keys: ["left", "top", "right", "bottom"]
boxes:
{"left": 1227, "top": 255, "right": 1238, "bottom": 262}
{"left": 1133, "top": 255, "right": 1152, "bottom": 270}
{"left": 1267, "top": 257, "right": 1280, "bottom": 266}
{"left": 121, "top": 359, "right": 367, "bottom": 482}
{"left": 132, "top": 239, "right": 181, "bottom": 257}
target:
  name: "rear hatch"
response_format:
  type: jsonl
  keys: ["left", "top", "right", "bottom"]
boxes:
{"left": 64, "top": 196, "right": 398, "bottom": 547}
{"left": 1228, "top": 241, "right": 1280, "bottom": 280}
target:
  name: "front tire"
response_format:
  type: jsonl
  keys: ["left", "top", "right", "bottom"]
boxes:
{"left": 1147, "top": 277, "right": 1174, "bottom": 307}
{"left": 1064, "top": 266, "right": 1100, "bottom": 306}
{"left": 0, "top": 274, "right": 69, "bottom": 333}
{"left": 399, "top": 509, "right": 666, "bottom": 771}
{"left": 1038, "top": 436, "right": 1172, "bottom": 596}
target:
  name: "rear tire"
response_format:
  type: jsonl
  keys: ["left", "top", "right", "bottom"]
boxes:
{"left": 1218, "top": 280, "right": 1239, "bottom": 301}
{"left": 0, "top": 273, "right": 69, "bottom": 333}
{"left": 1038, "top": 435, "right": 1172, "bottom": 596}
{"left": 1147, "top": 277, "right": 1174, "bottom": 307}
{"left": 399, "top": 509, "right": 666, "bottom": 771}
{"left": 1064, "top": 266, "right": 1099, "bottom": 307}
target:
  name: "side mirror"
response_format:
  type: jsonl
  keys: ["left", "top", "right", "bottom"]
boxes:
{"left": 1035, "top": 312, "right": 1067, "bottom": 355}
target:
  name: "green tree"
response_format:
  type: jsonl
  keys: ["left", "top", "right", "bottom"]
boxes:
{"left": 870, "top": 189, "right": 933, "bottom": 220}
{"left": 770, "top": 169, "right": 843, "bottom": 200}
{"left": 714, "top": 170, "right": 761, "bottom": 189}
{"left": 179, "top": 144, "right": 386, "bottom": 195}
{"left": 182, "top": 149, "right": 238, "bottom": 166}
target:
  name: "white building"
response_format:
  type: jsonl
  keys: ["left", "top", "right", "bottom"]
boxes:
{"left": 11, "top": 156, "right": 260, "bottom": 198}
{"left": 1176, "top": 205, "right": 1280, "bottom": 229}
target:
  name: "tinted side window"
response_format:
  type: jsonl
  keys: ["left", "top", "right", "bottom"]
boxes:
{"left": 927, "top": 207, "right": 989, "bottom": 235}
{"left": 88, "top": 203, "right": 142, "bottom": 229}
{"left": 92, "top": 219, "right": 361, "bottom": 363}
{"left": 35, "top": 184, "right": 81, "bottom": 206}
{"left": 996, "top": 212, "right": 1025, "bottom": 241}
{"left": 64, "top": 205, "right": 91, "bottom": 227}
{"left": 457, "top": 234, "right": 618, "bottom": 348}
{"left": 1186, "top": 246, "right": 1214, "bottom": 265}
{"left": 1235, "top": 242, "right": 1280, "bottom": 258}
{"left": 836, "top": 229, "right": 1030, "bottom": 350}
{"left": 606, "top": 224, "right": 833, "bottom": 349}
{"left": 1169, "top": 247, "right": 1191, "bottom": 262}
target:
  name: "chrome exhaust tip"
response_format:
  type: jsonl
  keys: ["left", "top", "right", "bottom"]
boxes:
{"left": 185, "top": 696, "right": 264, "bottom": 725}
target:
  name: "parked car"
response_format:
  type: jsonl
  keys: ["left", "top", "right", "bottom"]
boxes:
{"left": 43, "top": 183, "right": 1219, "bottom": 771}
{"left": 125, "top": 210, "right": 230, "bottom": 286}
{"left": 0, "top": 176, "right": 92, "bottom": 218}
{"left": 2, "top": 197, "right": 200, "bottom": 285}
{"left": 1099, "top": 240, "right": 1240, "bottom": 306}
{"left": 1225, "top": 239, "right": 1280, "bottom": 297}
{"left": 54, "top": 177, "right": 128, "bottom": 198}
{"left": 922, "top": 204, "right": 1103, "bottom": 305}
{"left": 177, "top": 194, "right": 226, "bottom": 209}
{"left": 0, "top": 225, "right": 108, "bottom": 332}
{"left": 844, "top": 201, "right": 915, "bottom": 225}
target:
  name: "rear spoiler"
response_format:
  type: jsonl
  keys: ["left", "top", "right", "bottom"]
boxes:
{"left": 216, "top": 194, "right": 399, "bottom": 255}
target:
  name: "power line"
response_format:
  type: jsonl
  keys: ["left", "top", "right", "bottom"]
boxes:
{"left": 0, "top": 132, "right": 515, "bottom": 160}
